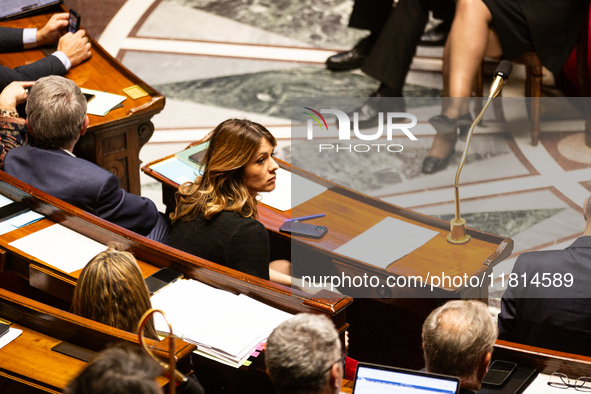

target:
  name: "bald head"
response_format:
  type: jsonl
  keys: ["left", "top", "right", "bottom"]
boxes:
{"left": 422, "top": 300, "right": 497, "bottom": 380}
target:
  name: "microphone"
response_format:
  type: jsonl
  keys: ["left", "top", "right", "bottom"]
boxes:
{"left": 489, "top": 60, "right": 513, "bottom": 99}
{"left": 448, "top": 60, "right": 512, "bottom": 244}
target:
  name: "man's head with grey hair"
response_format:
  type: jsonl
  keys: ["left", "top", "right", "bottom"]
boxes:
{"left": 266, "top": 313, "right": 343, "bottom": 394}
{"left": 25, "top": 75, "right": 88, "bottom": 150}
{"left": 422, "top": 300, "right": 497, "bottom": 391}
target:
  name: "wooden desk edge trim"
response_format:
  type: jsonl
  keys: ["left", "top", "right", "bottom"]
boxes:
{"left": 0, "top": 287, "right": 196, "bottom": 359}
{"left": 0, "top": 172, "right": 352, "bottom": 316}
{"left": 142, "top": 153, "right": 512, "bottom": 247}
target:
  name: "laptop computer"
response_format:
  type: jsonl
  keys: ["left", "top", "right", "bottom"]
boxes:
{"left": 352, "top": 362, "right": 460, "bottom": 394}
{"left": 0, "top": 0, "right": 63, "bottom": 20}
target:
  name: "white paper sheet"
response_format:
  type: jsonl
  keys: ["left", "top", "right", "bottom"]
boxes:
{"left": 9, "top": 224, "right": 107, "bottom": 273}
{"left": 0, "top": 202, "right": 44, "bottom": 236}
{"left": 0, "top": 327, "right": 22, "bottom": 350}
{"left": 259, "top": 168, "right": 327, "bottom": 211}
{"left": 8, "top": 210, "right": 44, "bottom": 227}
{"left": 0, "top": 194, "right": 13, "bottom": 208}
{"left": 334, "top": 217, "right": 439, "bottom": 269}
{"left": 522, "top": 373, "right": 564, "bottom": 393}
{"left": 150, "top": 279, "right": 292, "bottom": 367}
{"left": 81, "top": 88, "right": 126, "bottom": 116}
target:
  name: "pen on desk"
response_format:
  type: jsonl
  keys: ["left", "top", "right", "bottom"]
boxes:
{"left": 285, "top": 213, "right": 325, "bottom": 222}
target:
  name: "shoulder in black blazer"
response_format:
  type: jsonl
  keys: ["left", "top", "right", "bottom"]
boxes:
{"left": 4, "top": 145, "right": 160, "bottom": 236}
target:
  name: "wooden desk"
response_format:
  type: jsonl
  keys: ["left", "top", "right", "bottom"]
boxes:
{"left": 0, "top": 170, "right": 351, "bottom": 393}
{"left": 340, "top": 340, "right": 591, "bottom": 393}
{"left": 143, "top": 150, "right": 513, "bottom": 302}
{"left": 0, "top": 170, "right": 350, "bottom": 325}
{"left": 0, "top": 288, "right": 190, "bottom": 393}
{"left": 142, "top": 149, "right": 513, "bottom": 368}
{"left": 0, "top": 5, "right": 164, "bottom": 194}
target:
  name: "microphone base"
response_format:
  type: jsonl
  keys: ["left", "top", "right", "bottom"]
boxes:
{"left": 447, "top": 217, "right": 471, "bottom": 244}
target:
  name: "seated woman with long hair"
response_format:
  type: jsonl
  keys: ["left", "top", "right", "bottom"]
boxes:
{"left": 71, "top": 247, "right": 209, "bottom": 394}
{"left": 71, "top": 246, "right": 158, "bottom": 339}
{"left": 169, "top": 118, "right": 292, "bottom": 285}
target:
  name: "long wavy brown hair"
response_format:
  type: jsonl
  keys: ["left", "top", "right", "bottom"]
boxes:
{"left": 170, "top": 118, "right": 277, "bottom": 222}
{"left": 71, "top": 246, "right": 158, "bottom": 340}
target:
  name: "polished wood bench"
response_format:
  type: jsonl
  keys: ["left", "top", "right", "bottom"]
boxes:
{"left": 0, "top": 170, "right": 351, "bottom": 393}
{"left": 0, "top": 287, "right": 192, "bottom": 393}
{"left": 0, "top": 5, "right": 165, "bottom": 194}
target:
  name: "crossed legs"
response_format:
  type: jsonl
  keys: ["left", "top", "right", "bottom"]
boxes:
{"left": 426, "top": 0, "right": 502, "bottom": 161}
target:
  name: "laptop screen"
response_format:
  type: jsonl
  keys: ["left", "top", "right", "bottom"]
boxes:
{"left": 353, "top": 363, "right": 460, "bottom": 394}
{"left": 0, "top": 0, "right": 62, "bottom": 20}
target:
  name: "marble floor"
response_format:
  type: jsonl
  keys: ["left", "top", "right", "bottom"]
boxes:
{"left": 66, "top": 0, "right": 591, "bottom": 313}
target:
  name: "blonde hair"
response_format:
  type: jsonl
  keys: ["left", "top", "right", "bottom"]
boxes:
{"left": 71, "top": 246, "right": 158, "bottom": 340}
{"left": 171, "top": 118, "right": 277, "bottom": 222}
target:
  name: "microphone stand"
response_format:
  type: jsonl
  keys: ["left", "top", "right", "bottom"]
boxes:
{"left": 448, "top": 60, "right": 512, "bottom": 244}
{"left": 138, "top": 309, "right": 186, "bottom": 394}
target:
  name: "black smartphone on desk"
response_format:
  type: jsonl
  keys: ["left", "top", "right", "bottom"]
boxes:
{"left": 482, "top": 360, "right": 517, "bottom": 386}
{"left": 0, "top": 322, "right": 9, "bottom": 338}
{"left": 145, "top": 267, "right": 183, "bottom": 295}
{"left": 68, "top": 10, "right": 81, "bottom": 33}
{"left": 280, "top": 221, "right": 327, "bottom": 239}
{"left": 0, "top": 202, "right": 29, "bottom": 223}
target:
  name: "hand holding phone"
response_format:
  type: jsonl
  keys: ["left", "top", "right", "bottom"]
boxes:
{"left": 68, "top": 10, "right": 81, "bottom": 33}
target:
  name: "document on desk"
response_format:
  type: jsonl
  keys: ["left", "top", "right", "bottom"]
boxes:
{"left": 522, "top": 373, "right": 562, "bottom": 393}
{"left": 334, "top": 217, "right": 438, "bottom": 269}
{"left": 151, "top": 157, "right": 202, "bottom": 185}
{"left": 0, "top": 196, "right": 44, "bottom": 236}
{"left": 259, "top": 168, "right": 327, "bottom": 211}
{"left": 150, "top": 279, "right": 292, "bottom": 368}
{"left": 9, "top": 224, "right": 107, "bottom": 273}
{"left": 81, "top": 88, "right": 126, "bottom": 116}
{"left": 0, "top": 327, "right": 22, "bottom": 350}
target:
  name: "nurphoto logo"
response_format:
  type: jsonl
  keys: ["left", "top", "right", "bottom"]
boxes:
{"left": 302, "top": 106, "right": 418, "bottom": 153}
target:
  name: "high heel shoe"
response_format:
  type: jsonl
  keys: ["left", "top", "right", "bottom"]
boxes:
{"left": 428, "top": 115, "right": 457, "bottom": 134}
{"left": 421, "top": 151, "right": 454, "bottom": 174}
{"left": 422, "top": 113, "right": 470, "bottom": 174}
{"left": 428, "top": 113, "right": 473, "bottom": 138}
{"left": 457, "top": 113, "right": 473, "bottom": 141}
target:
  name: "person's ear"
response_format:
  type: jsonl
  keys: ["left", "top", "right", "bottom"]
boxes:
{"left": 477, "top": 351, "right": 492, "bottom": 383}
{"left": 330, "top": 363, "right": 343, "bottom": 392}
{"left": 79, "top": 115, "right": 89, "bottom": 136}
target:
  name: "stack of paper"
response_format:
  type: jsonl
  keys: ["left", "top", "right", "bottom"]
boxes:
{"left": 150, "top": 279, "right": 292, "bottom": 367}
{"left": 9, "top": 224, "right": 107, "bottom": 273}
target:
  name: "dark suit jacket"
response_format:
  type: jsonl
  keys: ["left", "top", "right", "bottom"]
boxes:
{"left": 0, "top": 27, "right": 26, "bottom": 52}
{"left": 348, "top": 0, "right": 455, "bottom": 92}
{"left": 4, "top": 145, "right": 159, "bottom": 236}
{"left": 0, "top": 27, "right": 67, "bottom": 91}
{"left": 498, "top": 236, "right": 591, "bottom": 356}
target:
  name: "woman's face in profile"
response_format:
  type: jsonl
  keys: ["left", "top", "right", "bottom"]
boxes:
{"left": 244, "top": 138, "right": 278, "bottom": 197}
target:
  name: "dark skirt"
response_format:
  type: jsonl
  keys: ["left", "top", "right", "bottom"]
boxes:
{"left": 482, "top": 0, "right": 587, "bottom": 74}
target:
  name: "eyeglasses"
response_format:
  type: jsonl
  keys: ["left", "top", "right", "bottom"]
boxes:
{"left": 548, "top": 372, "right": 591, "bottom": 391}
{"left": 324, "top": 352, "right": 347, "bottom": 373}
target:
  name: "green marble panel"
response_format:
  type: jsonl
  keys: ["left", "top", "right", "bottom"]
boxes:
{"left": 167, "top": 0, "right": 366, "bottom": 48}
{"left": 155, "top": 66, "right": 442, "bottom": 119}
